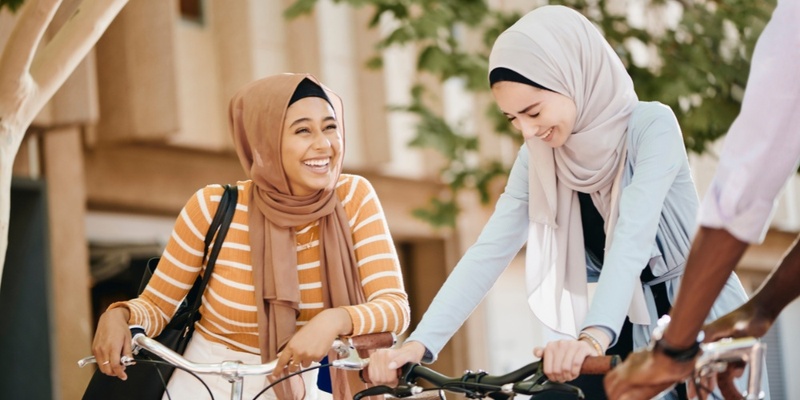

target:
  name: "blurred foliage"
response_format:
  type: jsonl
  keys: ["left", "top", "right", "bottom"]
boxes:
{"left": 286, "top": 0, "right": 777, "bottom": 227}
{"left": 0, "top": 0, "right": 24, "bottom": 12}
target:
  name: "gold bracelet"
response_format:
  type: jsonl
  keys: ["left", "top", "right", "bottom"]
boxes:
{"left": 578, "top": 332, "right": 604, "bottom": 356}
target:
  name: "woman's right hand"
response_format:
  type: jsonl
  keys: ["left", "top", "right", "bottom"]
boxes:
{"left": 366, "top": 341, "right": 427, "bottom": 386}
{"left": 91, "top": 307, "right": 133, "bottom": 380}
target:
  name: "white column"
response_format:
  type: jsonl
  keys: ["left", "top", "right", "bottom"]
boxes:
{"left": 316, "top": 0, "right": 365, "bottom": 168}
{"left": 378, "top": 14, "right": 424, "bottom": 177}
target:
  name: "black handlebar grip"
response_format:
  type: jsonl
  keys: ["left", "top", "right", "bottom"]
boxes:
{"left": 580, "top": 355, "right": 622, "bottom": 375}
{"left": 349, "top": 332, "right": 395, "bottom": 351}
{"left": 353, "top": 385, "right": 394, "bottom": 400}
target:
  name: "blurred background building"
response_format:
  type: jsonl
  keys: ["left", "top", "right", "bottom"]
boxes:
{"left": 1, "top": 0, "right": 797, "bottom": 399}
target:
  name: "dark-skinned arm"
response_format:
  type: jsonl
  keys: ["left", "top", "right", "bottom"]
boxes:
{"left": 747, "top": 234, "right": 800, "bottom": 323}
{"left": 605, "top": 231, "right": 800, "bottom": 400}
{"left": 660, "top": 227, "right": 749, "bottom": 349}
{"left": 704, "top": 233, "right": 800, "bottom": 343}
{"left": 604, "top": 227, "right": 749, "bottom": 400}
{"left": 690, "top": 234, "right": 800, "bottom": 400}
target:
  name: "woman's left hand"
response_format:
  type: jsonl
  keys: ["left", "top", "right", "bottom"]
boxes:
{"left": 533, "top": 339, "right": 598, "bottom": 383}
{"left": 273, "top": 308, "right": 352, "bottom": 375}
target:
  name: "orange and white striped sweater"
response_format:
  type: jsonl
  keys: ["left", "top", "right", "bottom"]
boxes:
{"left": 112, "top": 174, "right": 410, "bottom": 354}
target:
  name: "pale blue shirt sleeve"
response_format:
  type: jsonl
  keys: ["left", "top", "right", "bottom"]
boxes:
{"left": 405, "top": 147, "right": 530, "bottom": 362}
{"left": 582, "top": 104, "right": 687, "bottom": 339}
{"left": 699, "top": 0, "right": 800, "bottom": 243}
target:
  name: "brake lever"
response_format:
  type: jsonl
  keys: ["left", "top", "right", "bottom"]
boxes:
{"left": 390, "top": 384, "right": 423, "bottom": 398}
{"left": 353, "top": 384, "right": 423, "bottom": 400}
{"left": 529, "top": 382, "right": 585, "bottom": 399}
{"left": 512, "top": 363, "right": 584, "bottom": 400}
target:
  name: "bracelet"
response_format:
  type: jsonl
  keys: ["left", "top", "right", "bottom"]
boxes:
{"left": 578, "top": 331, "right": 604, "bottom": 356}
{"left": 653, "top": 338, "right": 702, "bottom": 362}
{"left": 649, "top": 315, "right": 705, "bottom": 363}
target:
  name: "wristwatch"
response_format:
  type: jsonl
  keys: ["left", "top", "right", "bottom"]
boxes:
{"left": 649, "top": 315, "right": 705, "bottom": 362}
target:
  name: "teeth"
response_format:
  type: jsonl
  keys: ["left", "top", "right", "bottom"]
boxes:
{"left": 304, "top": 159, "right": 329, "bottom": 167}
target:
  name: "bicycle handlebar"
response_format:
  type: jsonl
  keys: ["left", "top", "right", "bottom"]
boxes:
{"left": 77, "top": 327, "right": 396, "bottom": 377}
{"left": 693, "top": 337, "right": 765, "bottom": 400}
{"left": 369, "top": 338, "right": 765, "bottom": 400}
{"left": 360, "top": 355, "right": 619, "bottom": 384}
{"left": 358, "top": 355, "right": 621, "bottom": 400}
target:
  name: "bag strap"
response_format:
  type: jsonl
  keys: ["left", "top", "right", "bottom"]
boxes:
{"left": 187, "top": 184, "right": 239, "bottom": 314}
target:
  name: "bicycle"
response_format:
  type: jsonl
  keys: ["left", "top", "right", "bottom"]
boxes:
{"left": 78, "top": 329, "right": 766, "bottom": 400}
{"left": 78, "top": 326, "right": 395, "bottom": 400}
{"left": 78, "top": 327, "right": 617, "bottom": 400}
{"left": 356, "top": 337, "right": 766, "bottom": 400}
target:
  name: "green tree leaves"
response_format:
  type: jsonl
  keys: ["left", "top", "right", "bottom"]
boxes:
{"left": 287, "top": 0, "right": 778, "bottom": 227}
{"left": 0, "top": 0, "right": 24, "bottom": 13}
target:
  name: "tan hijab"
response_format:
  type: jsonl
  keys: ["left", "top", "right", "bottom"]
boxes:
{"left": 229, "top": 73, "right": 367, "bottom": 399}
{"left": 489, "top": 6, "right": 645, "bottom": 337}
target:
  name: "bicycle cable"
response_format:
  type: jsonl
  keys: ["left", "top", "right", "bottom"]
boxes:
{"left": 132, "top": 358, "right": 215, "bottom": 400}
{"left": 439, "top": 380, "right": 505, "bottom": 397}
{"left": 251, "top": 363, "right": 331, "bottom": 400}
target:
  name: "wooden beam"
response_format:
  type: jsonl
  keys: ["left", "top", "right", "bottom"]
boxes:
{"left": 84, "top": 144, "right": 449, "bottom": 239}
{"left": 42, "top": 126, "right": 93, "bottom": 400}
{"left": 84, "top": 144, "right": 244, "bottom": 214}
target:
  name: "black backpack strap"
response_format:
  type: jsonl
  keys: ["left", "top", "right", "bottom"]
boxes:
{"left": 188, "top": 184, "right": 239, "bottom": 313}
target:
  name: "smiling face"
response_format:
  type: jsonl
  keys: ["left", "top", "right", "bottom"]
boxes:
{"left": 281, "top": 97, "right": 342, "bottom": 196}
{"left": 491, "top": 81, "right": 577, "bottom": 148}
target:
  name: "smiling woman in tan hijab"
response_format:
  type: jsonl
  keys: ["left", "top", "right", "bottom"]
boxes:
{"left": 92, "top": 73, "right": 409, "bottom": 399}
{"left": 367, "top": 6, "right": 758, "bottom": 400}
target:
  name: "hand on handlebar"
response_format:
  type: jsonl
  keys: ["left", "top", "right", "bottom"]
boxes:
{"left": 366, "top": 341, "right": 427, "bottom": 386}
{"left": 91, "top": 307, "right": 134, "bottom": 381}
{"left": 274, "top": 308, "right": 352, "bottom": 376}
{"left": 604, "top": 347, "right": 695, "bottom": 400}
{"left": 533, "top": 339, "right": 599, "bottom": 383}
{"left": 359, "top": 353, "right": 620, "bottom": 400}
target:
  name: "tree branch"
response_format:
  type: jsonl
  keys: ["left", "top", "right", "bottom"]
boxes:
{"left": 28, "top": 0, "right": 128, "bottom": 120}
{"left": 0, "top": 0, "right": 62, "bottom": 97}
{"left": 0, "top": 125, "right": 23, "bottom": 291}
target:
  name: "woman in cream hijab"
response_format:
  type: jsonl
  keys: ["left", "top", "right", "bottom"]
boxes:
{"left": 91, "top": 74, "right": 409, "bottom": 399}
{"left": 368, "top": 6, "right": 760, "bottom": 399}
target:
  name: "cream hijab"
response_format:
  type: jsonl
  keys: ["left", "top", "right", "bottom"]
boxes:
{"left": 489, "top": 6, "right": 648, "bottom": 337}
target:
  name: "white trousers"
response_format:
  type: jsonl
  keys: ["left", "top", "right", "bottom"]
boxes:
{"left": 162, "top": 333, "right": 330, "bottom": 400}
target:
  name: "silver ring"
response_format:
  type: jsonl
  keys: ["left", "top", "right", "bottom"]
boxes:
{"left": 101, "top": 360, "right": 111, "bottom": 366}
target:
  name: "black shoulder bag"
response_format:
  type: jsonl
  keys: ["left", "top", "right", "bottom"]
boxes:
{"left": 83, "top": 184, "right": 239, "bottom": 400}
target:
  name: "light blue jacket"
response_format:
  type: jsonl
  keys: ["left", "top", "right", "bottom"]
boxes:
{"left": 406, "top": 102, "right": 762, "bottom": 398}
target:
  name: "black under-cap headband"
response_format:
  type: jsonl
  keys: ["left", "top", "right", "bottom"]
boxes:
{"left": 489, "top": 67, "right": 553, "bottom": 92}
{"left": 289, "top": 78, "right": 333, "bottom": 107}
